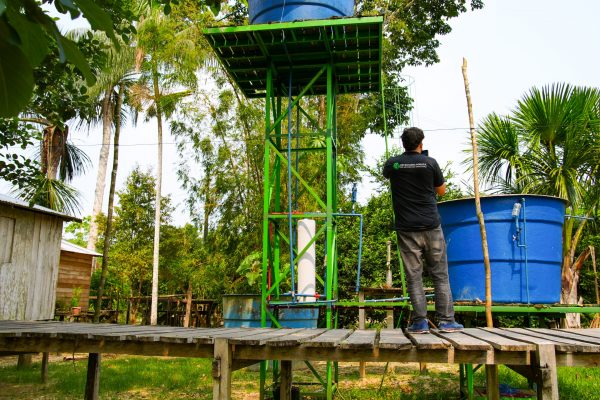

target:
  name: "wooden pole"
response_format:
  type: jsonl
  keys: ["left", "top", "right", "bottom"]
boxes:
{"left": 84, "top": 353, "right": 101, "bottom": 400}
{"left": 591, "top": 246, "right": 599, "bottom": 304}
{"left": 462, "top": 58, "right": 494, "bottom": 328}
{"left": 41, "top": 352, "right": 49, "bottom": 383}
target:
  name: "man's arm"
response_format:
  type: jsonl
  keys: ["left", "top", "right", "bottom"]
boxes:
{"left": 382, "top": 159, "right": 393, "bottom": 179}
{"left": 435, "top": 183, "right": 446, "bottom": 196}
{"left": 432, "top": 158, "right": 445, "bottom": 196}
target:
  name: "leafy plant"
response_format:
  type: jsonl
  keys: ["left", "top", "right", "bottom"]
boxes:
{"left": 70, "top": 287, "right": 82, "bottom": 308}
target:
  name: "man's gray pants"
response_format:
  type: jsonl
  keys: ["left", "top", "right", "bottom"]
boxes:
{"left": 396, "top": 226, "right": 455, "bottom": 324}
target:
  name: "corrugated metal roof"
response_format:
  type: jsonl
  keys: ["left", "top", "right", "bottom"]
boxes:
{"left": 0, "top": 193, "right": 81, "bottom": 222}
{"left": 61, "top": 240, "right": 102, "bottom": 257}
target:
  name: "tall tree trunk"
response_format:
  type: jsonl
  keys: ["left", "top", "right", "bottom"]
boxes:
{"left": 42, "top": 125, "right": 68, "bottom": 180}
{"left": 462, "top": 58, "right": 494, "bottom": 328}
{"left": 202, "top": 168, "right": 211, "bottom": 241}
{"left": 561, "top": 216, "right": 591, "bottom": 327}
{"left": 88, "top": 87, "right": 115, "bottom": 251}
{"left": 561, "top": 246, "right": 591, "bottom": 327}
{"left": 150, "top": 59, "right": 163, "bottom": 326}
{"left": 94, "top": 85, "right": 123, "bottom": 323}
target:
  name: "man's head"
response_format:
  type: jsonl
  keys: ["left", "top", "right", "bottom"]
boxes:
{"left": 401, "top": 127, "right": 424, "bottom": 151}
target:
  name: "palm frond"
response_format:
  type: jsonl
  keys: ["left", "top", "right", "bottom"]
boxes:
{"left": 12, "top": 177, "right": 82, "bottom": 215}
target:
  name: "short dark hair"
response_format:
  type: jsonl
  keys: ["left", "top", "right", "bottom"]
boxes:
{"left": 401, "top": 127, "right": 424, "bottom": 151}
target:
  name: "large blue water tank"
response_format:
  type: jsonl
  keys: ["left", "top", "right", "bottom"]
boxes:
{"left": 438, "top": 195, "right": 566, "bottom": 304}
{"left": 248, "top": 0, "right": 355, "bottom": 24}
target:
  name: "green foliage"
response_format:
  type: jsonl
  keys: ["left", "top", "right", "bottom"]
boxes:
{"left": 0, "top": 0, "right": 120, "bottom": 117}
{"left": 13, "top": 175, "right": 82, "bottom": 214}
{"left": 1, "top": 356, "right": 599, "bottom": 399}
{"left": 0, "top": 119, "right": 40, "bottom": 188}
{"left": 64, "top": 216, "right": 92, "bottom": 248}
{"left": 107, "top": 167, "right": 173, "bottom": 298}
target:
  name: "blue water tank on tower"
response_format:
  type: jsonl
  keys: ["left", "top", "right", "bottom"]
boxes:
{"left": 248, "top": 0, "right": 355, "bottom": 24}
{"left": 437, "top": 195, "right": 566, "bottom": 304}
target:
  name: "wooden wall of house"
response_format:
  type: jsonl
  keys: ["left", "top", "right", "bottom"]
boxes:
{"left": 0, "top": 206, "right": 63, "bottom": 320}
{"left": 56, "top": 251, "right": 93, "bottom": 311}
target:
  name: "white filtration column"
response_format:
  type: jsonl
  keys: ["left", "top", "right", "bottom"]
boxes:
{"left": 297, "top": 219, "right": 316, "bottom": 302}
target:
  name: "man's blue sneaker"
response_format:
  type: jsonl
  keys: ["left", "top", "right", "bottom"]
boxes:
{"left": 439, "top": 321, "right": 464, "bottom": 332}
{"left": 406, "top": 320, "right": 429, "bottom": 334}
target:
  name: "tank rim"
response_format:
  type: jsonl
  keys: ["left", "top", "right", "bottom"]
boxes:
{"left": 438, "top": 193, "right": 569, "bottom": 206}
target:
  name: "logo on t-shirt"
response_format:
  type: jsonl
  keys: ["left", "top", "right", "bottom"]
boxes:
{"left": 393, "top": 162, "right": 401, "bottom": 170}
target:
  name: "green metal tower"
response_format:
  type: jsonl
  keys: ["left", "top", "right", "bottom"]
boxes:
{"left": 205, "top": 16, "right": 383, "bottom": 399}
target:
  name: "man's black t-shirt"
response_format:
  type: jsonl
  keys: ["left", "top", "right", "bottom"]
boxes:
{"left": 383, "top": 151, "right": 445, "bottom": 232}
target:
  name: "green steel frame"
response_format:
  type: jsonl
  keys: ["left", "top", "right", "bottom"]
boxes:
{"left": 205, "top": 15, "right": 600, "bottom": 400}
{"left": 205, "top": 16, "right": 384, "bottom": 400}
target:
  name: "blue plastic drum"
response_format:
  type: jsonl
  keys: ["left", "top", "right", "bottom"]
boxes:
{"left": 248, "top": 0, "right": 355, "bottom": 24}
{"left": 438, "top": 195, "right": 566, "bottom": 304}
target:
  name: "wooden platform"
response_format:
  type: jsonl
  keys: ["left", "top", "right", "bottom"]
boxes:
{"left": 1, "top": 321, "right": 599, "bottom": 399}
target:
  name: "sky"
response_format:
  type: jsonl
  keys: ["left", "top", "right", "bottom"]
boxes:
{"left": 3, "top": 1, "right": 600, "bottom": 226}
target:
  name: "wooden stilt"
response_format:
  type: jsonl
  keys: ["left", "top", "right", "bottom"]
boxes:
{"left": 17, "top": 353, "right": 32, "bottom": 369}
{"left": 358, "top": 291, "right": 366, "bottom": 380}
{"left": 485, "top": 364, "right": 500, "bottom": 400}
{"left": 41, "top": 352, "right": 49, "bottom": 383}
{"left": 280, "top": 360, "right": 292, "bottom": 400}
{"left": 84, "top": 353, "right": 101, "bottom": 400}
{"left": 212, "top": 338, "right": 232, "bottom": 400}
{"left": 535, "top": 344, "right": 558, "bottom": 400}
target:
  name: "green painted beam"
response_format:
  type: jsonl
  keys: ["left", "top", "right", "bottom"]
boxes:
{"left": 204, "top": 16, "right": 383, "bottom": 34}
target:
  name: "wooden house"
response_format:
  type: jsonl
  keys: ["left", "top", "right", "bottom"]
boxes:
{"left": 56, "top": 240, "right": 101, "bottom": 312}
{"left": 0, "top": 193, "right": 79, "bottom": 320}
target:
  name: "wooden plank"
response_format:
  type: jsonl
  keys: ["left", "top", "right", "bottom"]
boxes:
{"left": 226, "top": 329, "right": 303, "bottom": 345}
{"left": 302, "top": 329, "right": 352, "bottom": 347}
{"left": 378, "top": 329, "right": 413, "bottom": 350}
{"left": 339, "top": 329, "right": 377, "bottom": 349}
{"left": 462, "top": 328, "right": 535, "bottom": 351}
{"left": 494, "top": 328, "right": 570, "bottom": 353}
{"left": 558, "top": 328, "right": 600, "bottom": 339}
{"left": 507, "top": 328, "right": 600, "bottom": 353}
{"left": 531, "top": 328, "right": 600, "bottom": 346}
{"left": 405, "top": 332, "right": 451, "bottom": 350}
{"left": 431, "top": 330, "right": 492, "bottom": 351}
{"left": 265, "top": 329, "right": 327, "bottom": 347}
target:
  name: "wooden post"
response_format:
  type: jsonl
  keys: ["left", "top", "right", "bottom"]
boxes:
{"left": 485, "top": 364, "right": 500, "bottom": 400}
{"left": 462, "top": 58, "right": 494, "bottom": 328}
{"left": 534, "top": 344, "right": 558, "bottom": 400}
{"left": 358, "top": 290, "right": 366, "bottom": 379}
{"left": 84, "top": 353, "right": 101, "bottom": 400}
{"left": 280, "top": 360, "right": 293, "bottom": 400}
{"left": 41, "top": 352, "right": 49, "bottom": 383}
{"left": 212, "top": 338, "right": 232, "bottom": 400}
{"left": 17, "top": 354, "right": 32, "bottom": 368}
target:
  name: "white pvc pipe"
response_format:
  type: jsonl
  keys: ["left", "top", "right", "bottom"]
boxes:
{"left": 297, "top": 219, "right": 316, "bottom": 302}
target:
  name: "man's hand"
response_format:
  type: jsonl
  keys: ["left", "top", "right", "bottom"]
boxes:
{"left": 435, "top": 183, "right": 446, "bottom": 196}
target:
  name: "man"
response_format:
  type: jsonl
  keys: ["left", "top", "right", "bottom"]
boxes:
{"left": 383, "top": 127, "right": 463, "bottom": 333}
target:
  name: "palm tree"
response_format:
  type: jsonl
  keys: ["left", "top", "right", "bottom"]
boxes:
{"left": 474, "top": 83, "right": 600, "bottom": 326}
{"left": 132, "top": 4, "right": 210, "bottom": 324}
{"left": 13, "top": 35, "right": 97, "bottom": 215}
{"left": 85, "top": 36, "right": 136, "bottom": 252}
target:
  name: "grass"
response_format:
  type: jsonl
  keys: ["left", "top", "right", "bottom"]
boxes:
{"left": 0, "top": 354, "right": 599, "bottom": 399}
